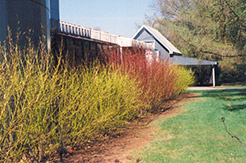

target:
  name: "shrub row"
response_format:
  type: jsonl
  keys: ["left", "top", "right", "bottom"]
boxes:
{"left": 0, "top": 43, "right": 193, "bottom": 161}
{"left": 103, "top": 46, "right": 194, "bottom": 112}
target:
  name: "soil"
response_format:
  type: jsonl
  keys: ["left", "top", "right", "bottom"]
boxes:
{"left": 52, "top": 93, "right": 197, "bottom": 163}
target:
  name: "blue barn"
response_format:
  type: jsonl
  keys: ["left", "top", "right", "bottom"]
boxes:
{"left": 132, "top": 25, "right": 217, "bottom": 86}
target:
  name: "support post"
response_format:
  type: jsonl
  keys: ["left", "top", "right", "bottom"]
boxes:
{"left": 212, "top": 65, "right": 216, "bottom": 87}
{"left": 120, "top": 47, "right": 123, "bottom": 65}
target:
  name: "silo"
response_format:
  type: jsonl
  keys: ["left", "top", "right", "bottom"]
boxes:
{"left": 50, "top": 0, "right": 60, "bottom": 31}
{"left": 2, "top": 0, "right": 51, "bottom": 49}
{"left": 0, "top": 0, "right": 7, "bottom": 44}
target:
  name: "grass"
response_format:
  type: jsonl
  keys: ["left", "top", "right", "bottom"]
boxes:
{"left": 135, "top": 89, "right": 246, "bottom": 162}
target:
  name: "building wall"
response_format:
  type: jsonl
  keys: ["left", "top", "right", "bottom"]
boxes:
{"left": 134, "top": 29, "right": 170, "bottom": 59}
{"left": 0, "top": 0, "right": 7, "bottom": 43}
{"left": 50, "top": 0, "right": 60, "bottom": 30}
{"left": 1, "top": 0, "right": 50, "bottom": 49}
{"left": 51, "top": 34, "right": 120, "bottom": 67}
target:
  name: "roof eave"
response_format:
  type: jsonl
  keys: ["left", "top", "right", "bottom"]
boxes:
{"left": 171, "top": 52, "right": 182, "bottom": 56}
{"left": 132, "top": 25, "right": 146, "bottom": 39}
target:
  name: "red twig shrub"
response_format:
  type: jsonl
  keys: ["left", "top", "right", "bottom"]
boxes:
{"left": 100, "top": 45, "right": 193, "bottom": 113}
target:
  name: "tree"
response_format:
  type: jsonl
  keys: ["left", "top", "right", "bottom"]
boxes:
{"left": 150, "top": 0, "right": 246, "bottom": 83}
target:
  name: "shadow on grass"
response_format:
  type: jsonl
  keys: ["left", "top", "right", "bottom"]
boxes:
{"left": 226, "top": 104, "right": 246, "bottom": 111}
{"left": 189, "top": 89, "right": 246, "bottom": 99}
{"left": 188, "top": 89, "right": 246, "bottom": 112}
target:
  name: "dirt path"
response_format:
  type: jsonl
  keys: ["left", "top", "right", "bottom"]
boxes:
{"left": 57, "top": 93, "right": 197, "bottom": 163}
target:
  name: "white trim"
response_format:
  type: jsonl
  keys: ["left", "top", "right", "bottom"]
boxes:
{"left": 132, "top": 25, "right": 145, "bottom": 39}
{"left": 132, "top": 25, "right": 182, "bottom": 55}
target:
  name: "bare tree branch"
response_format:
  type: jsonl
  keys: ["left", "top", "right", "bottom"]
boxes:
{"left": 223, "top": 0, "right": 246, "bottom": 29}
{"left": 221, "top": 117, "right": 246, "bottom": 151}
{"left": 200, "top": 50, "right": 245, "bottom": 58}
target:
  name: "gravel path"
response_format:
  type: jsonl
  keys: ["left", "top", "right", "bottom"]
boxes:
{"left": 188, "top": 87, "right": 246, "bottom": 91}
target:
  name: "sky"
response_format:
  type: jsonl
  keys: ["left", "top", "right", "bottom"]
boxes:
{"left": 60, "top": 0, "right": 155, "bottom": 37}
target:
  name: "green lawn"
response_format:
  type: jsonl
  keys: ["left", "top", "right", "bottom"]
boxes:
{"left": 135, "top": 89, "right": 246, "bottom": 163}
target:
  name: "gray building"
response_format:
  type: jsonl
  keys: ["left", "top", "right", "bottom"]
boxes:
{"left": 0, "top": 0, "right": 8, "bottom": 43}
{"left": 132, "top": 25, "right": 217, "bottom": 86}
{"left": 0, "top": 0, "right": 60, "bottom": 49}
{"left": 132, "top": 25, "right": 182, "bottom": 59}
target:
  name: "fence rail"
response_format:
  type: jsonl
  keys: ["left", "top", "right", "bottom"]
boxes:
{"left": 59, "top": 21, "right": 91, "bottom": 38}
{"left": 58, "top": 21, "right": 154, "bottom": 50}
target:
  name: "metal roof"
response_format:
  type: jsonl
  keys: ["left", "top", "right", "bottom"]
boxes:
{"left": 132, "top": 25, "right": 182, "bottom": 55}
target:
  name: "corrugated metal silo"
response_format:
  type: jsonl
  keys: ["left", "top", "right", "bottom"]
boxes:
{"left": 1, "top": 0, "right": 51, "bottom": 49}
{"left": 0, "top": 0, "right": 7, "bottom": 44}
{"left": 50, "top": 0, "right": 60, "bottom": 31}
